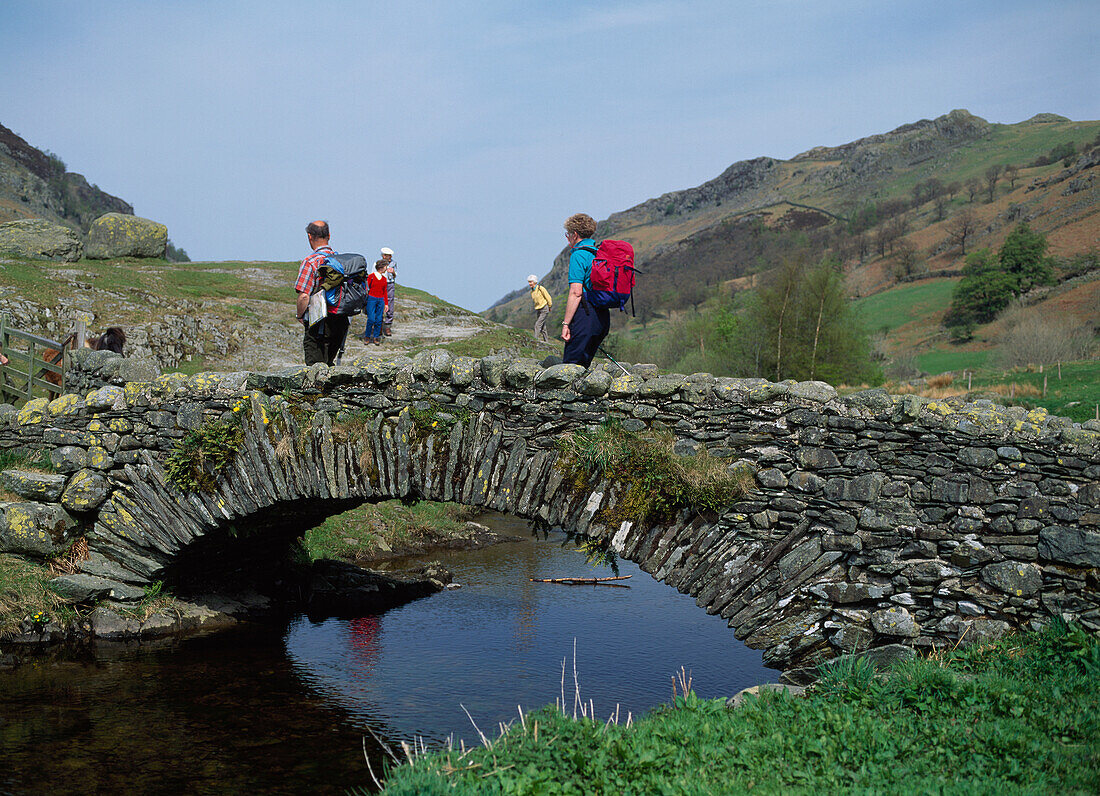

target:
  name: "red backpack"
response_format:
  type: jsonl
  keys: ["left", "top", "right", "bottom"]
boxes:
{"left": 579, "top": 240, "right": 639, "bottom": 313}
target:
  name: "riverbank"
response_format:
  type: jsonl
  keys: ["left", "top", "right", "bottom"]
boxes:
{"left": 377, "top": 621, "right": 1100, "bottom": 794}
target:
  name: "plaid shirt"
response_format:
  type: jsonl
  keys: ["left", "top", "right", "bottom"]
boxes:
{"left": 294, "top": 245, "right": 334, "bottom": 295}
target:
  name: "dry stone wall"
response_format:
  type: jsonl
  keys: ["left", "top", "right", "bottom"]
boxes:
{"left": 0, "top": 351, "right": 1097, "bottom": 672}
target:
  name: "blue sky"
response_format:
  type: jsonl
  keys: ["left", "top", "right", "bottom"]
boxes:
{"left": 1, "top": 1, "right": 1097, "bottom": 311}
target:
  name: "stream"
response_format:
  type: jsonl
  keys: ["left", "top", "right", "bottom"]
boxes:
{"left": 0, "top": 512, "right": 774, "bottom": 794}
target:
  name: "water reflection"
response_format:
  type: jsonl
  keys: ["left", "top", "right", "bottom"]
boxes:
{"left": 285, "top": 513, "right": 774, "bottom": 747}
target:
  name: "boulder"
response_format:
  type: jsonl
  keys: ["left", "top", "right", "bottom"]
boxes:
{"left": 86, "top": 212, "right": 167, "bottom": 259}
{"left": 0, "top": 218, "right": 83, "bottom": 261}
{"left": 0, "top": 502, "right": 77, "bottom": 557}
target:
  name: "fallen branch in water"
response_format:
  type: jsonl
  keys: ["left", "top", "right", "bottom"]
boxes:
{"left": 529, "top": 575, "right": 632, "bottom": 587}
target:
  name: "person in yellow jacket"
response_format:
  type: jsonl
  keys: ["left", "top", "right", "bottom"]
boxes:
{"left": 527, "top": 274, "right": 553, "bottom": 342}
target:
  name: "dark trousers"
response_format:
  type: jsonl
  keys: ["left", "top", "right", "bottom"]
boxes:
{"left": 303, "top": 315, "right": 349, "bottom": 366}
{"left": 562, "top": 301, "right": 610, "bottom": 368}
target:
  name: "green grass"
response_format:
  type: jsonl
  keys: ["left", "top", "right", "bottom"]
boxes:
{"left": 968, "top": 359, "right": 1100, "bottom": 423}
{"left": 300, "top": 500, "right": 479, "bottom": 561}
{"left": 856, "top": 278, "right": 958, "bottom": 335}
{"left": 376, "top": 622, "right": 1100, "bottom": 795}
{"left": 916, "top": 347, "right": 991, "bottom": 375}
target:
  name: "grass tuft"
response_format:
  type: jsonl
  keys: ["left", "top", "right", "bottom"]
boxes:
{"left": 556, "top": 420, "right": 753, "bottom": 528}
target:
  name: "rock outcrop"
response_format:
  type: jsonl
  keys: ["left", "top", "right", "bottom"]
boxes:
{"left": 86, "top": 213, "right": 167, "bottom": 259}
{"left": 0, "top": 218, "right": 83, "bottom": 261}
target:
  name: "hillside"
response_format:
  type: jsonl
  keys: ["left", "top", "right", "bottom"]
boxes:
{"left": 485, "top": 110, "right": 1100, "bottom": 347}
{"left": 0, "top": 123, "right": 133, "bottom": 233}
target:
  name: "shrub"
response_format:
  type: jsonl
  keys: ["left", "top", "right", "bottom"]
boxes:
{"left": 995, "top": 307, "right": 1095, "bottom": 368}
{"left": 165, "top": 420, "right": 244, "bottom": 492}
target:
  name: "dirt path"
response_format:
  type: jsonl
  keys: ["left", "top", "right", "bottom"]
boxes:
{"left": 215, "top": 294, "right": 498, "bottom": 371}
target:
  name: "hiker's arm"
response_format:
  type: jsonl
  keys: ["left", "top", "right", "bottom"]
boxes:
{"left": 296, "top": 290, "right": 309, "bottom": 319}
{"left": 562, "top": 283, "right": 582, "bottom": 341}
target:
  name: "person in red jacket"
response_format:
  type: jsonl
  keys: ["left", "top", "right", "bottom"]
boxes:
{"left": 362, "top": 259, "right": 390, "bottom": 344}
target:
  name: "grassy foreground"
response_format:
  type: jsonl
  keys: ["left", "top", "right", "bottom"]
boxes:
{"left": 374, "top": 622, "right": 1099, "bottom": 795}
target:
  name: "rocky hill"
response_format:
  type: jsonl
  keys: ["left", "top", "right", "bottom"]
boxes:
{"left": 0, "top": 122, "right": 133, "bottom": 233}
{"left": 486, "top": 110, "right": 1100, "bottom": 325}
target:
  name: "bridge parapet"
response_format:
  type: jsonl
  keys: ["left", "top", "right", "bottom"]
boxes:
{"left": 1, "top": 351, "right": 1097, "bottom": 672}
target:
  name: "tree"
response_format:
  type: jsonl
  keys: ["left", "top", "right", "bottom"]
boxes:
{"left": 999, "top": 222, "right": 1055, "bottom": 294}
{"left": 933, "top": 193, "right": 949, "bottom": 221}
{"left": 984, "top": 165, "right": 1003, "bottom": 202}
{"left": 893, "top": 239, "right": 922, "bottom": 279}
{"left": 746, "top": 258, "right": 876, "bottom": 383}
{"left": 945, "top": 208, "right": 978, "bottom": 255}
{"left": 965, "top": 177, "right": 981, "bottom": 203}
{"left": 1004, "top": 164, "right": 1020, "bottom": 189}
{"left": 944, "top": 248, "right": 1016, "bottom": 327}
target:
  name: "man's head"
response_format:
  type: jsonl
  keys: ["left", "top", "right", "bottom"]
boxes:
{"left": 564, "top": 213, "right": 596, "bottom": 244}
{"left": 375, "top": 259, "right": 388, "bottom": 272}
{"left": 306, "top": 220, "right": 330, "bottom": 248}
{"left": 527, "top": 274, "right": 539, "bottom": 287}
{"left": 380, "top": 247, "right": 394, "bottom": 262}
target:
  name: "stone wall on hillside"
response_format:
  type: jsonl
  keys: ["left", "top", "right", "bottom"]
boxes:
{"left": 0, "top": 353, "right": 1097, "bottom": 672}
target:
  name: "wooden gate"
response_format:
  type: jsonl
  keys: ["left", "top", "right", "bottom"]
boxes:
{"left": 0, "top": 315, "right": 85, "bottom": 404}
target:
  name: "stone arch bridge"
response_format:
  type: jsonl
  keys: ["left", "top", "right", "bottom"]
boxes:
{"left": 1, "top": 351, "right": 1098, "bottom": 672}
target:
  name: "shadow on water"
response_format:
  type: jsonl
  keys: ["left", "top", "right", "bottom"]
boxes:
{"left": 0, "top": 512, "right": 774, "bottom": 794}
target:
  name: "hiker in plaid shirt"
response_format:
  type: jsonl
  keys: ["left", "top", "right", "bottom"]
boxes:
{"left": 295, "top": 220, "right": 349, "bottom": 365}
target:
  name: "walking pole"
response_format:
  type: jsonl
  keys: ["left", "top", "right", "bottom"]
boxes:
{"left": 597, "top": 345, "right": 631, "bottom": 376}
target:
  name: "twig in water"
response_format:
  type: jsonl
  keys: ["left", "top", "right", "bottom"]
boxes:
{"left": 461, "top": 703, "right": 491, "bottom": 748}
{"left": 400, "top": 740, "right": 415, "bottom": 765}
{"left": 530, "top": 575, "right": 632, "bottom": 587}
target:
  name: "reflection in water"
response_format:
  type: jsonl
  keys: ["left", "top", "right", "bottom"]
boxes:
{"left": 0, "top": 512, "right": 774, "bottom": 794}
{"left": 286, "top": 513, "right": 774, "bottom": 747}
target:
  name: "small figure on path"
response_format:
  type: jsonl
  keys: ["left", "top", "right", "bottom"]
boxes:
{"left": 362, "top": 259, "right": 389, "bottom": 345}
{"left": 380, "top": 247, "right": 396, "bottom": 336}
{"left": 560, "top": 213, "right": 608, "bottom": 367}
{"left": 527, "top": 274, "right": 553, "bottom": 342}
{"left": 295, "top": 220, "right": 349, "bottom": 366}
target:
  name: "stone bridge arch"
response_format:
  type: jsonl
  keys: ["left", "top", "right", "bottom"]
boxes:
{"left": 1, "top": 350, "right": 1098, "bottom": 673}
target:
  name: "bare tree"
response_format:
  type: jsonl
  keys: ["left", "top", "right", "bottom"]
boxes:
{"left": 893, "top": 239, "right": 922, "bottom": 278}
{"left": 965, "top": 177, "right": 981, "bottom": 203}
{"left": 946, "top": 208, "right": 978, "bottom": 255}
{"left": 985, "top": 164, "right": 1003, "bottom": 202}
{"left": 934, "top": 193, "right": 949, "bottom": 221}
{"left": 1004, "top": 164, "right": 1020, "bottom": 189}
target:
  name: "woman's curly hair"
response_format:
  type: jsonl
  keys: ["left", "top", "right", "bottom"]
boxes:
{"left": 564, "top": 213, "right": 597, "bottom": 238}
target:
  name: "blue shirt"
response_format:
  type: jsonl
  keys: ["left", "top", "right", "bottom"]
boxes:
{"left": 567, "top": 238, "right": 596, "bottom": 290}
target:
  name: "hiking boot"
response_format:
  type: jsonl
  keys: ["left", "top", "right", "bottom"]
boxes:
{"left": 383, "top": 326, "right": 392, "bottom": 336}
{"left": 374, "top": 337, "right": 382, "bottom": 345}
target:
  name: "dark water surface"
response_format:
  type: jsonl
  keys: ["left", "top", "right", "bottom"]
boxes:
{"left": 1, "top": 513, "right": 773, "bottom": 795}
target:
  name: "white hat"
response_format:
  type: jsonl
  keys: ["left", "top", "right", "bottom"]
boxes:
{"left": 527, "top": 274, "right": 538, "bottom": 282}
{"left": 380, "top": 247, "right": 394, "bottom": 256}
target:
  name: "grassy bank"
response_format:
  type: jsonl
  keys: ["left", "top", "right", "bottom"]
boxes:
{"left": 299, "top": 499, "right": 481, "bottom": 562}
{"left": 374, "top": 622, "right": 1099, "bottom": 795}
